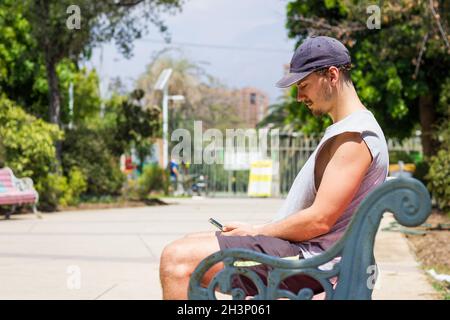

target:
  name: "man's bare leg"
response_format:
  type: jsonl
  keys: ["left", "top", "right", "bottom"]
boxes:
{"left": 160, "top": 233, "right": 223, "bottom": 300}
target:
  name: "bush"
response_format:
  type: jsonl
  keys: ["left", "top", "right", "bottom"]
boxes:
{"left": 35, "top": 173, "right": 67, "bottom": 211}
{"left": 136, "top": 164, "right": 169, "bottom": 199}
{"left": 427, "top": 149, "right": 450, "bottom": 213}
{"left": 0, "top": 96, "right": 62, "bottom": 178}
{"left": 0, "top": 96, "right": 67, "bottom": 210}
{"left": 62, "top": 126, "right": 125, "bottom": 197}
{"left": 35, "top": 167, "right": 87, "bottom": 210}
{"left": 426, "top": 115, "right": 450, "bottom": 213}
{"left": 65, "top": 167, "right": 88, "bottom": 206}
{"left": 413, "top": 160, "right": 430, "bottom": 185}
{"left": 0, "top": 139, "right": 5, "bottom": 167}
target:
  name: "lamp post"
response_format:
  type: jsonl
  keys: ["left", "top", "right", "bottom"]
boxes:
{"left": 154, "top": 69, "right": 185, "bottom": 169}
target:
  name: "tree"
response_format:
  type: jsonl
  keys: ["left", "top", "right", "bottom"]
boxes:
{"left": 0, "top": 3, "right": 101, "bottom": 125}
{"left": 137, "top": 55, "right": 246, "bottom": 134}
{"left": 282, "top": 0, "right": 450, "bottom": 156}
{"left": 0, "top": 95, "right": 62, "bottom": 179}
{"left": 137, "top": 54, "right": 207, "bottom": 132}
{"left": 0, "top": 0, "right": 49, "bottom": 117}
{"left": 426, "top": 78, "right": 450, "bottom": 212}
{"left": 60, "top": 67, "right": 102, "bottom": 126}
{"left": 61, "top": 88, "right": 161, "bottom": 196}
{"left": 115, "top": 89, "right": 161, "bottom": 173}
{"left": 19, "top": 0, "right": 183, "bottom": 159}
{"left": 62, "top": 126, "right": 124, "bottom": 197}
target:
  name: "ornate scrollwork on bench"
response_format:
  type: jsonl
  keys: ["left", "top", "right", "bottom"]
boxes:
{"left": 188, "top": 177, "right": 431, "bottom": 300}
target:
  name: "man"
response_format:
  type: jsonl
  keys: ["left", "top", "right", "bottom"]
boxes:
{"left": 169, "top": 157, "right": 180, "bottom": 195}
{"left": 159, "top": 36, "right": 389, "bottom": 299}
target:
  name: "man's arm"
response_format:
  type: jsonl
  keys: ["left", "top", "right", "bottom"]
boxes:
{"left": 223, "top": 132, "right": 372, "bottom": 242}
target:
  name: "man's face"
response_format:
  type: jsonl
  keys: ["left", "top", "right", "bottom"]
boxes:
{"left": 296, "top": 71, "right": 334, "bottom": 116}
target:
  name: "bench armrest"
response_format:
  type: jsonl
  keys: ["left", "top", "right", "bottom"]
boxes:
{"left": 14, "top": 177, "right": 35, "bottom": 192}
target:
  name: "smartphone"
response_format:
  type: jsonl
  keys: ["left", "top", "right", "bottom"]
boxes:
{"left": 209, "top": 218, "right": 224, "bottom": 231}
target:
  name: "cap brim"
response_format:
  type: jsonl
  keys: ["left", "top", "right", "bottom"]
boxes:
{"left": 275, "top": 71, "right": 313, "bottom": 88}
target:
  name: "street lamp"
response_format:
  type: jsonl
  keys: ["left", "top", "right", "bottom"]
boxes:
{"left": 168, "top": 95, "right": 185, "bottom": 102}
{"left": 154, "top": 69, "right": 185, "bottom": 169}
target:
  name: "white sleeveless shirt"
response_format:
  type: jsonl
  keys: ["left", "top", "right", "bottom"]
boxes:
{"left": 272, "top": 109, "right": 389, "bottom": 260}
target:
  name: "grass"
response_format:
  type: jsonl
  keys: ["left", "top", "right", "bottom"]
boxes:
{"left": 420, "top": 263, "right": 450, "bottom": 300}
{"left": 430, "top": 279, "right": 450, "bottom": 300}
{"left": 80, "top": 195, "right": 121, "bottom": 204}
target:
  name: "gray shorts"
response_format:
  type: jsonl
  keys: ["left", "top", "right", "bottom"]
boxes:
{"left": 215, "top": 231, "right": 324, "bottom": 297}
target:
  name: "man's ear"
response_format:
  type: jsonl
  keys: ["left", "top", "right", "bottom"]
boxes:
{"left": 328, "top": 66, "right": 340, "bottom": 86}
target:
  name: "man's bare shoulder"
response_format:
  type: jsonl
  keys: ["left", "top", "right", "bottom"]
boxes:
{"left": 328, "top": 131, "right": 370, "bottom": 159}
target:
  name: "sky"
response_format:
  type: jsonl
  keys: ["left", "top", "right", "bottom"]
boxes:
{"left": 89, "top": 0, "right": 296, "bottom": 104}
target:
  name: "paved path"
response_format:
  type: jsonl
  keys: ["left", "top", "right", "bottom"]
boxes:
{"left": 0, "top": 198, "right": 437, "bottom": 299}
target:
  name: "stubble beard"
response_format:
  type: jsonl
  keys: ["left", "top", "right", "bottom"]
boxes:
{"left": 312, "top": 82, "right": 333, "bottom": 117}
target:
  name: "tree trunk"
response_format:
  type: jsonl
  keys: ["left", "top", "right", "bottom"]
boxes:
{"left": 45, "top": 58, "right": 61, "bottom": 127}
{"left": 45, "top": 56, "right": 62, "bottom": 164}
{"left": 419, "top": 95, "right": 438, "bottom": 157}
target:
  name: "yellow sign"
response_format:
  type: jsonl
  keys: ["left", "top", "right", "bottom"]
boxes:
{"left": 248, "top": 160, "right": 272, "bottom": 197}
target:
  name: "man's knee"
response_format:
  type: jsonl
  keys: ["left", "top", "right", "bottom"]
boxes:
{"left": 160, "top": 240, "right": 192, "bottom": 278}
{"left": 160, "top": 235, "right": 221, "bottom": 281}
{"left": 161, "top": 240, "right": 182, "bottom": 265}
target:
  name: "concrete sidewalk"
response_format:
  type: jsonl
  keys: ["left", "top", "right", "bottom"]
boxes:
{"left": 0, "top": 198, "right": 437, "bottom": 299}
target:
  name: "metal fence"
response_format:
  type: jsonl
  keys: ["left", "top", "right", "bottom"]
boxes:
{"left": 182, "top": 133, "right": 422, "bottom": 197}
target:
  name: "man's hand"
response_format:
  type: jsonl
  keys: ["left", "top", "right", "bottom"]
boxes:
{"left": 222, "top": 222, "right": 259, "bottom": 237}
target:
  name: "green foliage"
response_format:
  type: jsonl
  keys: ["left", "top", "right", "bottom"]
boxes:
{"left": 58, "top": 65, "right": 102, "bottom": 126}
{"left": 104, "top": 90, "right": 161, "bottom": 171}
{"left": 0, "top": 137, "right": 5, "bottom": 166}
{"left": 0, "top": 96, "right": 86, "bottom": 210}
{"left": 413, "top": 160, "right": 430, "bottom": 186}
{"left": 58, "top": 89, "right": 160, "bottom": 202}
{"left": 0, "top": 96, "right": 62, "bottom": 180}
{"left": 35, "top": 173, "right": 68, "bottom": 210}
{"left": 136, "top": 164, "right": 169, "bottom": 199}
{"left": 389, "top": 151, "right": 416, "bottom": 164}
{"left": 0, "top": 0, "right": 49, "bottom": 118}
{"left": 36, "top": 167, "right": 87, "bottom": 210}
{"left": 0, "top": 1, "right": 104, "bottom": 123}
{"left": 62, "top": 126, "right": 125, "bottom": 197}
{"left": 427, "top": 148, "right": 450, "bottom": 213}
{"left": 283, "top": 0, "right": 450, "bottom": 147}
{"left": 20, "top": 0, "right": 183, "bottom": 127}
{"left": 0, "top": 1, "right": 174, "bottom": 208}
{"left": 23, "top": 0, "right": 184, "bottom": 62}
{"left": 65, "top": 167, "right": 88, "bottom": 205}
{"left": 72, "top": 68, "right": 102, "bottom": 124}
{"left": 426, "top": 112, "right": 450, "bottom": 213}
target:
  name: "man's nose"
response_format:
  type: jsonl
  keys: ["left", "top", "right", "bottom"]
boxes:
{"left": 297, "top": 90, "right": 306, "bottom": 102}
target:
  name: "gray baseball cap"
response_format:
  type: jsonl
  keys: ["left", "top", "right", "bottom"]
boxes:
{"left": 276, "top": 36, "right": 351, "bottom": 88}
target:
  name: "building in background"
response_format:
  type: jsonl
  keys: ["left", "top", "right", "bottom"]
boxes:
{"left": 235, "top": 87, "right": 269, "bottom": 128}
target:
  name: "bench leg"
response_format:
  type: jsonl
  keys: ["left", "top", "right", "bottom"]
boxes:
{"left": 33, "top": 204, "right": 42, "bottom": 219}
{"left": 5, "top": 205, "right": 16, "bottom": 220}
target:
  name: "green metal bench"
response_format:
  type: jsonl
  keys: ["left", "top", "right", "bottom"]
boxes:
{"left": 188, "top": 177, "right": 431, "bottom": 300}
